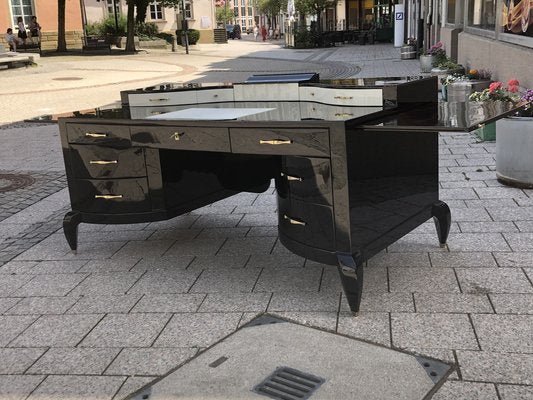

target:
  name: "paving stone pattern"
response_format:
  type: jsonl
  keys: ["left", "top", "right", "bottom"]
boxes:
{"left": 1, "top": 134, "right": 533, "bottom": 398}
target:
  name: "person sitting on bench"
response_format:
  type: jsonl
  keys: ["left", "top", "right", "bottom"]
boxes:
{"left": 28, "top": 16, "right": 41, "bottom": 43}
{"left": 5, "top": 28, "right": 22, "bottom": 51}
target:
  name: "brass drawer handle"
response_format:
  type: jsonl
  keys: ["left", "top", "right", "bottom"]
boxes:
{"left": 85, "top": 132, "right": 108, "bottom": 138}
{"left": 95, "top": 194, "right": 123, "bottom": 200}
{"left": 259, "top": 139, "right": 292, "bottom": 145}
{"left": 335, "top": 113, "right": 354, "bottom": 117}
{"left": 89, "top": 160, "right": 118, "bottom": 165}
{"left": 284, "top": 215, "right": 306, "bottom": 226}
{"left": 149, "top": 98, "right": 169, "bottom": 102}
{"left": 334, "top": 96, "right": 353, "bottom": 100}
{"left": 281, "top": 172, "right": 302, "bottom": 181}
{"left": 171, "top": 132, "right": 184, "bottom": 141}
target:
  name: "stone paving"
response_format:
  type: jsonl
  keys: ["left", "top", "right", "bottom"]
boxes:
{"left": 0, "top": 42, "right": 531, "bottom": 399}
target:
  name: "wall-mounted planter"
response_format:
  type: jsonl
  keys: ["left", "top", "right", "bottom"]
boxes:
{"left": 496, "top": 116, "right": 533, "bottom": 188}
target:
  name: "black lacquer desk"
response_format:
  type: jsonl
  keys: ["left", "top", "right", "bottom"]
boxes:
{"left": 58, "top": 76, "right": 519, "bottom": 313}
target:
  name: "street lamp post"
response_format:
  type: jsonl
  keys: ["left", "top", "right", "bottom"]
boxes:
{"left": 181, "top": 0, "right": 189, "bottom": 54}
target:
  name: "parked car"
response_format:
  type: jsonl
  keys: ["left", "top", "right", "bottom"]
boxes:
{"left": 226, "top": 24, "right": 241, "bottom": 39}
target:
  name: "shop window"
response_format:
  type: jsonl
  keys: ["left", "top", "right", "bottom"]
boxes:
{"left": 10, "top": 0, "right": 34, "bottom": 26}
{"left": 149, "top": 1, "right": 163, "bottom": 20}
{"left": 501, "top": 0, "right": 533, "bottom": 39}
{"left": 467, "top": 0, "right": 496, "bottom": 30}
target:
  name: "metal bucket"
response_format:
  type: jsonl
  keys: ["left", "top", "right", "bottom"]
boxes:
{"left": 419, "top": 55, "right": 435, "bottom": 72}
{"left": 400, "top": 45, "right": 416, "bottom": 60}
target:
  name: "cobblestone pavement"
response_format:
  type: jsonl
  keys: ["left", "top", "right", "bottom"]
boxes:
{"left": 0, "top": 124, "right": 532, "bottom": 399}
{"left": 0, "top": 41, "right": 420, "bottom": 123}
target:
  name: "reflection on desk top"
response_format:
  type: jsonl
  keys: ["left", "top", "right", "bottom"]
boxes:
{"left": 129, "top": 76, "right": 429, "bottom": 93}
{"left": 359, "top": 101, "right": 526, "bottom": 132}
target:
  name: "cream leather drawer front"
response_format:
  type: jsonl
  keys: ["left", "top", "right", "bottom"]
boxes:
{"left": 196, "top": 88, "right": 235, "bottom": 103}
{"left": 299, "top": 103, "right": 382, "bottom": 120}
{"left": 233, "top": 83, "right": 300, "bottom": 101}
{"left": 128, "top": 91, "right": 198, "bottom": 107}
{"left": 129, "top": 106, "right": 189, "bottom": 119}
{"left": 299, "top": 87, "right": 383, "bottom": 106}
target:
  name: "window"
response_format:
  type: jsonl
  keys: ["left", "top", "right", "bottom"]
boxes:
{"left": 149, "top": 1, "right": 163, "bottom": 20}
{"left": 467, "top": 0, "right": 496, "bottom": 30}
{"left": 106, "top": 0, "right": 120, "bottom": 16}
{"left": 10, "top": 0, "right": 34, "bottom": 26}
{"left": 446, "top": 0, "right": 456, "bottom": 24}
{"left": 184, "top": 0, "right": 193, "bottom": 19}
{"left": 501, "top": 0, "right": 533, "bottom": 39}
{"left": 241, "top": 6, "right": 245, "bottom": 16}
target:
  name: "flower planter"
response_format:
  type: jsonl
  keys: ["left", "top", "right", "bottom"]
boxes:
{"left": 496, "top": 116, "right": 533, "bottom": 188}
{"left": 447, "top": 80, "right": 491, "bottom": 102}
{"left": 419, "top": 55, "right": 435, "bottom": 73}
{"left": 400, "top": 45, "right": 416, "bottom": 60}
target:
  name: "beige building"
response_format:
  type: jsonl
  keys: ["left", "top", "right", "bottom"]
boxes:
{"left": 84, "top": 0, "right": 216, "bottom": 43}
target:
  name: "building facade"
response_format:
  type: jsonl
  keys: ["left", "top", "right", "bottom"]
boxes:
{"left": 440, "top": 0, "right": 533, "bottom": 88}
{"left": 0, "top": 0, "right": 84, "bottom": 49}
{"left": 231, "top": 0, "right": 258, "bottom": 32}
{"left": 84, "top": 0, "right": 216, "bottom": 43}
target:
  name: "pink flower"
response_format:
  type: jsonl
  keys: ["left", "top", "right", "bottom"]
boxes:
{"left": 507, "top": 79, "right": 519, "bottom": 86}
{"left": 489, "top": 82, "right": 502, "bottom": 93}
{"left": 508, "top": 85, "right": 519, "bottom": 93}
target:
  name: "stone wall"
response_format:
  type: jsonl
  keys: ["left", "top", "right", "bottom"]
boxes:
{"left": 457, "top": 32, "right": 533, "bottom": 89}
{"left": 198, "top": 29, "right": 214, "bottom": 44}
{"left": 40, "top": 31, "right": 84, "bottom": 50}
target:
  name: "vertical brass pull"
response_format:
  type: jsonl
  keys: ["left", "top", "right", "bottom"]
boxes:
{"left": 95, "top": 194, "right": 123, "bottom": 200}
{"left": 283, "top": 215, "right": 306, "bottom": 226}
{"left": 85, "top": 132, "right": 108, "bottom": 138}
{"left": 89, "top": 160, "right": 118, "bottom": 165}
{"left": 281, "top": 172, "right": 303, "bottom": 182}
{"left": 259, "top": 139, "right": 292, "bottom": 145}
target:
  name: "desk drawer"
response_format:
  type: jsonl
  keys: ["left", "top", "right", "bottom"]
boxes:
{"left": 299, "top": 87, "right": 383, "bottom": 106}
{"left": 282, "top": 156, "right": 332, "bottom": 205}
{"left": 278, "top": 197, "right": 335, "bottom": 250}
{"left": 69, "top": 145, "right": 146, "bottom": 179}
{"left": 196, "top": 88, "right": 235, "bottom": 103}
{"left": 70, "top": 178, "right": 151, "bottom": 214}
{"left": 230, "top": 128, "right": 329, "bottom": 157}
{"left": 131, "top": 126, "right": 230, "bottom": 152}
{"left": 129, "top": 105, "right": 189, "bottom": 119}
{"left": 128, "top": 91, "right": 198, "bottom": 107}
{"left": 66, "top": 124, "right": 131, "bottom": 146}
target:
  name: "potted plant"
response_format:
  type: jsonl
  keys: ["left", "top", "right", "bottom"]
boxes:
{"left": 401, "top": 37, "right": 417, "bottom": 60}
{"left": 469, "top": 80, "right": 521, "bottom": 141}
{"left": 420, "top": 41, "right": 446, "bottom": 73}
{"left": 496, "top": 87, "right": 533, "bottom": 187}
{"left": 444, "top": 69, "right": 492, "bottom": 102}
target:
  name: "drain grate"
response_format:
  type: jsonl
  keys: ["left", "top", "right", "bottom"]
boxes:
{"left": 252, "top": 367, "right": 325, "bottom": 400}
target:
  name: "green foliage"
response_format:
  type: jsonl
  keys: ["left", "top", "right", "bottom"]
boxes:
{"left": 258, "top": 0, "right": 288, "bottom": 16}
{"left": 295, "top": 0, "right": 337, "bottom": 16}
{"left": 86, "top": 15, "right": 128, "bottom": 36}
{"left": 136, "top": 21, "right": 159, "bottom": 36}
{"left": 216, "top": 6, "right": 236, "bottom": 23}
{"left": 85, "top": 21, "right": 100, "bottom": 36}
{"left": 294, "top": 27, "right": 313, "bottom": 48}
{"left": 155, "top": 32, "right": 174, "bottom": 44}
{"left": 177, "top": 29, "right": 200, "bottom": 45}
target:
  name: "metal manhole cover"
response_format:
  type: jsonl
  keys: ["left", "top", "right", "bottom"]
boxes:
{"left": 52, "top": 77, "right": 83, "bottom": 81}
{"left": 0, "top": 174, "right": 36, "bottom": 193}
{"left": 253, "top": 367, "right": 325, "bottom": 400}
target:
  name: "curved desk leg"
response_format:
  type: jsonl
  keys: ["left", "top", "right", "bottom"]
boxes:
{"left": 432, "top": 201, "right": 451, "bottom": 248}
{"left": 337, "top": 253, "right": 364, "bottom": 315}
{"left": 63, "top": 211, "right": 81, "bottom": 253}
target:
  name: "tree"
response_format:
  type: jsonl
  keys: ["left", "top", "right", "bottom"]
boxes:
{"left": 258, "top": 0, "right": 287, "bottom": 28}
{"left": 216, "top": 6, "right": 235, "bottom": 24}
{"left": 294, "top": 0, "right": 337, "bottom": 32}
{"left": 57, "top": 0, "right": 66, "bottom": 52}
{"left": 124, "top": 0, "right": 181, "bottom": 52}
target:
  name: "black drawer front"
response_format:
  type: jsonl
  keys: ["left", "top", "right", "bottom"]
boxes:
{"left": 66, "top": 124, "right": 131, "bottom": 146}
{"left": 69, "top": 146, "right": 146, "bottom": 179}
{"left": 70, "top": 178, "right": 151, "bottom": 214}
{"left": 130, "top": 126, "right": 230, "bottom": 152}
{"left": 278, "top": 197, "right": 335, "bottom": 251}
{"left": 282, "top": 156, "right": 332, "bottom": 205}
{"left": 230, "top": 128, "right": 330, "bottom": 157}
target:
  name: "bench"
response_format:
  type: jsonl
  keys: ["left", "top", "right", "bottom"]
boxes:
{"left": 11, "top": 40, "right": 41, "bottom": 55}
{"left": 0, "top": 44, "right": 33, "bottom": 68}
{"left": 82, "top": 36, "right": 111, "bottom": 53}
